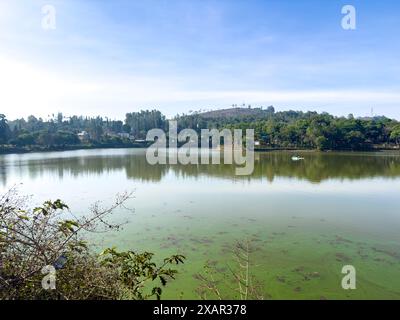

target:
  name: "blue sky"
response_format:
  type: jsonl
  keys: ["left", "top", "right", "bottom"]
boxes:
{"left": 1, "top": 0, "right": 400, "bottom": 120}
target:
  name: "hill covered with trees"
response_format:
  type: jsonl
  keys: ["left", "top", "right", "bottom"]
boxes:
{"left": 175, "top": 107, "right": 400, "bottom": 151}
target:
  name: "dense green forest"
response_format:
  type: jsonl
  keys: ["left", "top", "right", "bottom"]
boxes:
{"left": 176, "top": 107, "right": 400, "bottom": 151}
{"left": 1, "top": 107, "right": 400, "bottom": 153}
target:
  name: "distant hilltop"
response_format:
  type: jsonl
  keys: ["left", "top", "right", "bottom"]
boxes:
{"left": 193, "top": 106, "right": 276, "bottom": 120}
{"left": 187, "top": 106, "right": 389, "bottom": 122}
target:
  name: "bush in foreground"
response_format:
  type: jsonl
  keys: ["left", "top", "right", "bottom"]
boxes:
{"left": 0, "top": 188, "right": 185, "bottom": 300}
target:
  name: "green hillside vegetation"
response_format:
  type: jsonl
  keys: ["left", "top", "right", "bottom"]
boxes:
{"left": 176, "top": 107, "right": 400, "bottom": 150}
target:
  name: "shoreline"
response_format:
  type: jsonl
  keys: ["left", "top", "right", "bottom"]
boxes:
{"left": 0, "top": 144, "right": 399, "bottom": 156}
{"left": 0, "top": 143, "right": 150, "bottom": 155}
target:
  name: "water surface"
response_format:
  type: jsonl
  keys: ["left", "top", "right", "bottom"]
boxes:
{"left": 1, "top": 149, "right": 400, "bottom": 299}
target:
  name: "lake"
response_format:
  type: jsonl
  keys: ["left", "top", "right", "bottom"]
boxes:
{"left": 1, "top": 148, "right": 400, "bottom": 299}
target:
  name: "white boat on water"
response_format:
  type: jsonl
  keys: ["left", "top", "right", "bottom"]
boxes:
{"left": 291, "top": 156, "right": 304, "bottom": 161}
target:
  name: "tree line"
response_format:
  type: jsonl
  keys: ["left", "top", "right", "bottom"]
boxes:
{"left": 1, "top": 107, "right": 400, "bottom": 152}
{"left": 175, "top": 107, "right": 400, "bottom": 151}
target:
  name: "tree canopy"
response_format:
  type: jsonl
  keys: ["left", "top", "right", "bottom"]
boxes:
{"left": 0, "top": 108, "right": 399, "bottom": 152}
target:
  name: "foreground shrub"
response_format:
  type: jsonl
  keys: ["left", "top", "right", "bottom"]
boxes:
{"left": 0, "top": 187, "right": 185, "bottom": 300}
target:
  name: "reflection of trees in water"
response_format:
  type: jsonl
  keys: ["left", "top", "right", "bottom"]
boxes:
{"left": 254, "top": 152, "right": 400, "bottom": 183}
{"left": 164, "top": 152, "right": 400, "bottom": 183}
{"left": 1, "top": 152, "right": 400, "bottom": 185}
{"left": 0, "top": 157, "right": 7, "bottom": 187}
